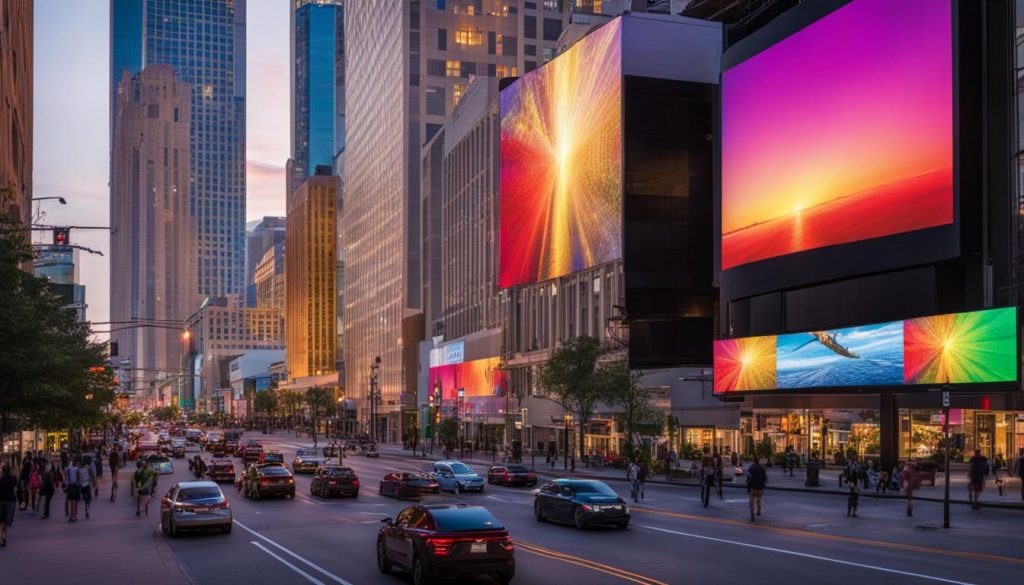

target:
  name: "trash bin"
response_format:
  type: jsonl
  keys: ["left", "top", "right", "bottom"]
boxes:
{"left": 805, "top": 460, "right": 821, "bottom": 487}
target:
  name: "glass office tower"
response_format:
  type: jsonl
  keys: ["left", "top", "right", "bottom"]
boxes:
{"left": 110, "top": 0, "right": 247, "bottom": 300}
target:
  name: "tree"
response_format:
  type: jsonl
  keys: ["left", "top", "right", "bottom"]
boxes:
{"left": 539, "top": 336, "right": 605, "bottom": 463}
{"left": 305, "top": 386, "right": 335, "bottom": 446}
{"left": 599, "top": 361, "right": 661, "bottom": 463}
{"left": 278, "top": 390, "right": 305, "bottom": 432}
{"left": 254, "top": 390, "right": 279, "bottom": 428}
{"left": 150, "top": 405, "right": 181, "bottom": 422}
{"left": 438, "top": 419, "right": 460, "bottom": 455}
{"left": 0, "top": 209, "right": 116, "bottom": 435}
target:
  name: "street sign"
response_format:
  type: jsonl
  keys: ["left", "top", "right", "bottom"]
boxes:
{"left": 942, "top": 390, "right": 949, "bottom": 407}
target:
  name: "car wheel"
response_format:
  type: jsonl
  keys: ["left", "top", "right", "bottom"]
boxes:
{"left": 573, "top": 507, "right": 587, "bottom": 531}
{"left": 161, "top": 515, "right": 168, "bottom": 535}
{"left": 616, "top": 520, "right": 630, "bottom": 530}
{"left": 168, "top": 517, "right": 177, "bottom": 537}
{"left": 310, "top": 483, "right": 316, "bottom": 496}
{"left": 496, "top": 569, "right": 515, "bottom": 585}
{"left": 253, "top": 487, "right": 260, "bottom": 500}
{"left": 352, "top": 490, "right": 359, "bottom": 499}
{"left": 223, "top": 522, "right": 233, "bottom": 534}
{"left": 376, "top": 538, "right": 391, "bottom": 574}
{"left": 454, "top": 483, "right": 460, "bottom": 495}
{"left": 379, "top": 483, "right": 385, "bottom": 497}
{"left": 534, "top": 500, "right": 545, "bottom": 522}
{"left": 289, "top": 490, "right": 296, "bottom": 499}
{"left": 321, "top": 485, "right": 329, "bottom": 499}
{"left": 412, "top": 554, "right": 432, "bottom": 585}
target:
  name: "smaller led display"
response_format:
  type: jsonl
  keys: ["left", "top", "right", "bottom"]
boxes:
{"left": 713, "top": 307, "right": 1018, "bottom": 394}
{"left": 428, "top": 356, "right": 507, "bottom": 400}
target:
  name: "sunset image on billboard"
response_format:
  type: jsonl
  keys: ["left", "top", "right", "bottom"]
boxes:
{"left": 721, "top": 0, "right": 953, "bottom": 271}
{"left": 498, "top": 18, "right": 622, "bottom": 288}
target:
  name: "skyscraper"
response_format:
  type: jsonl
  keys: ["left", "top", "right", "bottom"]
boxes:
{"left": 110, "top": 0, "right": 247, "bottom": 300}
{"left": 343, "top": 0, "right": 568, "bottom": 441}
{"left": 110, "top": 64, "right": 197, "bottom": 397}
{"left": 286, "top": 172, "right": 339, "bottom": 379}
{"left": 245, "top": 216, "right": 286, "bottom": 307}
{"left": 289, "top": 0, "right": 345, "bottom": 196}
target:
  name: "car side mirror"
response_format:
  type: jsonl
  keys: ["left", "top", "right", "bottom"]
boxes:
{"left": 561, "top": 488, "right": 573, "bottom": 497}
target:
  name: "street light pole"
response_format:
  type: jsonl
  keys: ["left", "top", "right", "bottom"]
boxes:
{"left": 942, "top": 386, "right": 951, "bottom": 529}
{"left": 370, "top": 356, "right": 380, "bottom": 445}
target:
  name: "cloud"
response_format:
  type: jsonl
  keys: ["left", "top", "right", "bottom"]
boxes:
{"left": 247, "top": 160, "right": 285, "bottom": 180}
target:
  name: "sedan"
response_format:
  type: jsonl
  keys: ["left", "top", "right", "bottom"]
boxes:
{"left": 147, "top": 455, "right": 174, "bottom": 475}
{"left": 380, "top": 472, "right": 439, "bottom": 499}
{"left": 432, "top": 461, "right": 485, "bottom": 494}
{"left": 310, "top": 466, "right": 360, "bottom": 498}
{"left": 160, "top": 481, "right": 232, "bottom": 536}
{"left": 377, "top": 504, "right": 514, "bottom": 585}
{"left": 487, "top": 465, "right": 537, "bottom": 487}
{"left": 206, "top": 459, "right": 236, "bottom": 483}
{"left": 292, "top": 454, "right": 324, "bottom": 474}
{"left": 262, "top": 451, "right": 284, "bottom": 465}
{"left": 245, "top": 464, "right": 296, "bottom": 499}
{"left": 534, "top": 479, "right": 629, "bottom": 530}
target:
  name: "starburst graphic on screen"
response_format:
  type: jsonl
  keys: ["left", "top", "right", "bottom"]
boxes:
{"left": 713, "top": 336, "right": 777, "bottom": 392}
{"left": 499, "top": 19, "right": 622, "bottom": 288}
{"left": 903, "top": 308, "right": 1017, "bottom": 384}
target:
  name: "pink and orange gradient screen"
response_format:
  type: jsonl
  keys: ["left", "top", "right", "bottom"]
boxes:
{"left": 721, "top": 0, "right": 953, "bottom": 271}
{"left": 498, "top": 19, "right": 622, "bottom": 288}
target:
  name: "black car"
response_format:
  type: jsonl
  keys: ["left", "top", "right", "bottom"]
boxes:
{"left": 533, "top": 479, "right": 629, "bottom": 530}
{"left": 377, "top": 505, "right": 514, "bottom": 585}
{"left": 380, "top": 472, "right": 440, "bottom": 499}
{"left": 206, "top": 459, "right": 236, "bottom": 483}
{"left": 262, "top": 451, "right": 284, "bottom": 465}
{"left": 245, "top": 464, "right": 296, "bottom": 499}
{"left": 310, "top": 466, "right": 360, "bottom": 498}
{"left": 487, "top": 465, "right": 537, "bottom": 487}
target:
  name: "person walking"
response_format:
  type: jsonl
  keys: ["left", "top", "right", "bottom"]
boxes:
{"left": 1015, "top": 448, "right": 1024, "bottom": 502}
{"left": 699, "top": 449, "right": 716, "bottom": 507}
{"left": 713, "top": 449, "right": 725, "bottom": 499}
{"left": 17, "top": 457, "right": 31, "bottom": 511}
{"left": 626, "top": 460, "right": 640, "bottom": 503}
{"left": 0, "top": 464, "right": 18, "bottom": 546}
{"left": 746, "top": 456, "right": 767, "bottom": 522}
{"left": 874, "top": 468, "right": 889, "bottom": 498}
{"left": 27, "top": 463, "right": 41, "bottom": 513}
{"left": 901, "top": 460, "right": 921, "bottom": 517}
{"left": 847, "top": 481, "right": 860, "bottom": 517}
{"left": 39, "top": 461, "right": 57, "bottom": 519}
{"left": 79, "top": 456, "right": 96, "bottom": 520}
{"left": 65, "top": 456, "right": 82, "bottom": 522}
{"left": 134, "top": 461, "right": 155, "bottom": 517}
{"left": 108, "top": 448, "right": 120, "bottom": 502}
{"left": 637, "top": 462, "right": 648, "bottom": 501}
{"left": 967, "top": 449, "right": 988, "bottom": 509}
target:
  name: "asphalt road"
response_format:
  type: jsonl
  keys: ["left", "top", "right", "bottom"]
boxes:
{"left": 150, "top": 434, "right": 1024, "bottom": 585}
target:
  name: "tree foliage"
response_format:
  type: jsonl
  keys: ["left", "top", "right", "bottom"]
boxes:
{"left": 539, "top": 336, "right": 606, "bottom": 462}
{"left": 150, "top": 405, "right": 181, "bottom": 422}
{"left": 254, "top": 390, "right": 278, "bottom": 415}
{"left": 0, "top": 210, "right": 116, "bottom": 432}
{"left": 438, "top": 418, "right": 460, "bottom": 453}
{"left": 599, "top": 361, "right": 661, "bottom": 462}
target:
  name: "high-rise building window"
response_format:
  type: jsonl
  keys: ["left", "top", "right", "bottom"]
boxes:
{"left": 524, "top": 16, "right": 536, "bottom": 39}
{"left": 453, "top": 83, "right": 466, "bottom": 106}
{"left": 438, "top": 28, "right": 447, "bottom": 50}
{"left": 445, "top": 60, "right": 461, "bottom": 77}
{"left": 455, "top": 29, "right": 483, "bottom": 46}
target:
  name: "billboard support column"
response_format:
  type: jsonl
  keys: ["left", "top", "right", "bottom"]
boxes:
{"left": 879, "top": 395, "right": 898, "bottom": 471}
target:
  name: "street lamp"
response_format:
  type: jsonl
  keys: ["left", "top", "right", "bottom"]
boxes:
{"left": 31, "top": 196, "right": 67, "bottom": 205}
{"left": 563, "top": 413, "right": 573, "bottom": 470}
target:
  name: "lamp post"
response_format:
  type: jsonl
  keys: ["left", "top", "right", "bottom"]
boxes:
{"left": 563, "top": 413, "right": 573, "bottom": 470}
{"left": 369, "top": 356, "right": 380, "bottom": 445}
{"left": 942, "top": 385, "right": 951, "bottom": 529}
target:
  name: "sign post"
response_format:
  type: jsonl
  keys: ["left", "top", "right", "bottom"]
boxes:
{"left": 942, "top": 388, "right": 950, "bottom": 529}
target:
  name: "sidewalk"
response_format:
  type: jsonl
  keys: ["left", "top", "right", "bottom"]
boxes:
{"left": 368, "top": 442, "right": 1024, "bottom": 510}
{"left": 0, "top": 478, "right": 190, "bottom": 584}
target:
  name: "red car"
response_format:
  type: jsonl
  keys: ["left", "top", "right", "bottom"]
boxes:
{"left": 379, "top": 472, "right": 439, "bottom": 499}
{"left": 487, "top": 465, "right": 537, "bottom": 487}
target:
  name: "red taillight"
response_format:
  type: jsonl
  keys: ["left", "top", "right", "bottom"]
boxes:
{"left": 426, "top": 537, "right": 455, "bottom": 556}
{"left": 261, "top": 479, "right": 269, "bottom": 486}
{"left": 581, "top": 504, "right": 592, "bottom": 512}
{"left": 352, "top": 479, "right": 359, "bottom": 486}
{"left": 496, "top": 536, "right": 514, "bottom": 551}
{"left": 329, "top": 480, "right": 337, "bottom": 485}
{"left": 216, "top": 500, "right": 229, "bottom": 509}
{"left": 227, "top": 466, "right": 234, "bottom": 473}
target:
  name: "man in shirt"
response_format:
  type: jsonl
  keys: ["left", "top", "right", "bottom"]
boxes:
{"left": 0, "top": 464, "right": 19, "bottom": 546}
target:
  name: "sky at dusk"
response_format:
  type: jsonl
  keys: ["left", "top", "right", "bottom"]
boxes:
{"left": 33, "top": 0, "right": 290, "bottom": 334}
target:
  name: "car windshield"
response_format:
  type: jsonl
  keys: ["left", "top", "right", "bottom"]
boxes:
{"left": 450, "top": 463, "right": 472, "bottom": 474}
{"left": 149, "top": 457, "right": 169, "bottom": 463}
{"left": 403, "top": 473, "right": 427, "bottom": 480}
{"left": 572, "top": 481, "right": 617, "bottom": 496}
{"left": 431, "top": 508, "right": 503, "bottom": 532}
{"left": 507, "top": 466, "right": 529, "bottom": 473}
{"left": 297, "top": 449, "right": 317, "bottom": 456}
{"left": 260, "top": 467, "right": 290, "bottom": 476}
{"left": 178, "top": 488, "right": 222, "bottom": 502}
{"left": 326, "top": 468, "right": 354, "bottom": 477}
{"left": 264, "top": 454, "right": 283, "bottom": 461}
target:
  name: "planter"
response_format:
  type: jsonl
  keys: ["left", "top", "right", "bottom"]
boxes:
{"left": 918, "top": 469, "right": 936, "bottom": 487}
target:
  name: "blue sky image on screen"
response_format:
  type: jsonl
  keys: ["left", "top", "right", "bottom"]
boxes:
{"left": 776, "top": 321, "right": 904, "bottom": 388}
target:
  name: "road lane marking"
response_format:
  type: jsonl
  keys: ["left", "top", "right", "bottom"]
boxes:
{"left": 234, "top": 519, "right": 355, "bottom": 585}
{"left": 515, "top": 540, "right": 668, "bottom": 585}
{"left": 630, "top": 506, "right": 1024, "bottom": 566}
{"left": 641, "top": 526, "right": 975, "bottom": 585}
{"left": 251, "top": 541, "right": 326, "bottom": 585}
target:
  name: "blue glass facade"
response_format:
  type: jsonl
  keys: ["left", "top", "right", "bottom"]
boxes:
{"left": 110, "top": 0, "right": 247, "bottom": 301}
{"left": 292, "top": 0, "right": 344, "bottom": 189}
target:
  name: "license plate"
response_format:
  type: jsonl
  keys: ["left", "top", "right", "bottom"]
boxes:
{"left": 470, "top": 543, "right": 487, "bottom": 554}
{"left": 179, "top": 511, "right": 196, "bottom": 516}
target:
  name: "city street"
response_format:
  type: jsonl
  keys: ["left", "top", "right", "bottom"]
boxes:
{"left": 7, "top": 433, "right": 1018, "bottom": 585}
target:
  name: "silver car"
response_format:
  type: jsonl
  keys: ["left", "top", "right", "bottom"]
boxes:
{"left": 160, "top": 481, "right": 232, "bottom": 536}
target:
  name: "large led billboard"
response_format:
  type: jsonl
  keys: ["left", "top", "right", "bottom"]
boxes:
{"left": 721, "top": 0, "right": 953, "bottom": 271}
{"left": 428, "top": 356, "right": 507, "bottom": 401}
{"left": 713, "top": 307, "right": 1017, "bottom": 394}
{"left": 499, "top": 18, "right": 622, "bottom": 288}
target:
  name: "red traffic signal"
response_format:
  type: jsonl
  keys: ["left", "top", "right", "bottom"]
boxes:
{"left": 53, "top": 228, "right": 70, "bottom": 246}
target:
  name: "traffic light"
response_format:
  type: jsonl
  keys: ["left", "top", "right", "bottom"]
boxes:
{"left": 53, "top": 227, "right": 70, "bottom": 246}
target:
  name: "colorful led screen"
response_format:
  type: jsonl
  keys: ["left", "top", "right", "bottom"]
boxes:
{"left": 428, "top": 357, "right": 507, "bottom": 401}
{"left": 904, "top": 308, "right": 1017, "bottom": 385}
{"left": 713, "top": 308, "right": 1017, "bottom": 394}
{"left": 721, "top": 0, "right": 953, "bottom": 270}
{"left": 498, "top": 18, "right": 622, "bottom": 288}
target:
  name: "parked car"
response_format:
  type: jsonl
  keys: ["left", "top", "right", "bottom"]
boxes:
{"left": 147, "top": 455, "right": 174, "bottom": 475}
{"left": 380, "top": 472, "right": 440, "bottom": 499}
{"left": 431, "top": 461, "right": 485, "bottom": 494}
{"left": 377, "top": 504, "right": 514, "bottom": 585}
{"left": 487, "top": 465, "right": 537, "bottom": 487}
{"left": 160, "top": 481, "right": 232, "bottom": 536}
{"left": 310, "top": 466, "right": 360, "bottom": 498}
{"left": 262, "top": 451, "right": 284, "bottom": 465}
{"left": 245, "top": 464, "right": 296, "bottom": 499}
{"left": 533, "top": 479, "right": 629, "bottom": 530}
{"left": 206, "top": 459, "right": 236, "bottom": 483}
{"left": 292, "top": 452, "right": 324, "bottom": 474}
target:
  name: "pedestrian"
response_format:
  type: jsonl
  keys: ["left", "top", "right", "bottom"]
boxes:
{"left": 626, "top": 460, "right": 640, "bottom": 502}
{"left": 638, "top": 462, "right": 648, "bottom": 501}
{"left": 874, "top": 468, "right": 889, "bottom": 498}
{"left": 967, "top": 449, "right": 988, "bottom": 509}
{"left": 28, "top": 464, "right": 41, "bottom": 513}
{"left": 65, "top": 455, "right": 82, "bottom": 522}
{"left": 846, "top": 481, "right": 860, "bottom": 517}
{"left": 786, "top": 446, "right": 798, "bottom": 477}
{"left": 17, "top": 457, "right": 31, "bottom": 511}
{"left": 901, "top": 460, "right": 921, "bottom": 517}
{"left": 39, "top": 461, "right": 56, "bottom": 519}
{"left": 699, "top": 448, "right": 716, "bottom": 508}
{"left": 1015, "top": 448, "right": 1024, "bottom": 502}
{"left": 713, "top": 449, "right": 724, "bottom": 499}
{"left": 0, "top": 464, "right": 18, "bottom": 546}
{"left": 134, "top": 461, "right": 155, "bottom": 517}
{"left": 108, "top": 448, "right": 120, "bottom": 502}
{"left": 993, "top": 452, "right": 1005, "bottom": 477}
{"left": 746, "top": 456, "right": 767, "bottom": 522}
{"left": 890, "top": 464, "right": 902, "bottom": 492}
{"left": 79, "top": 456, "right": 96, "bottom": 520}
